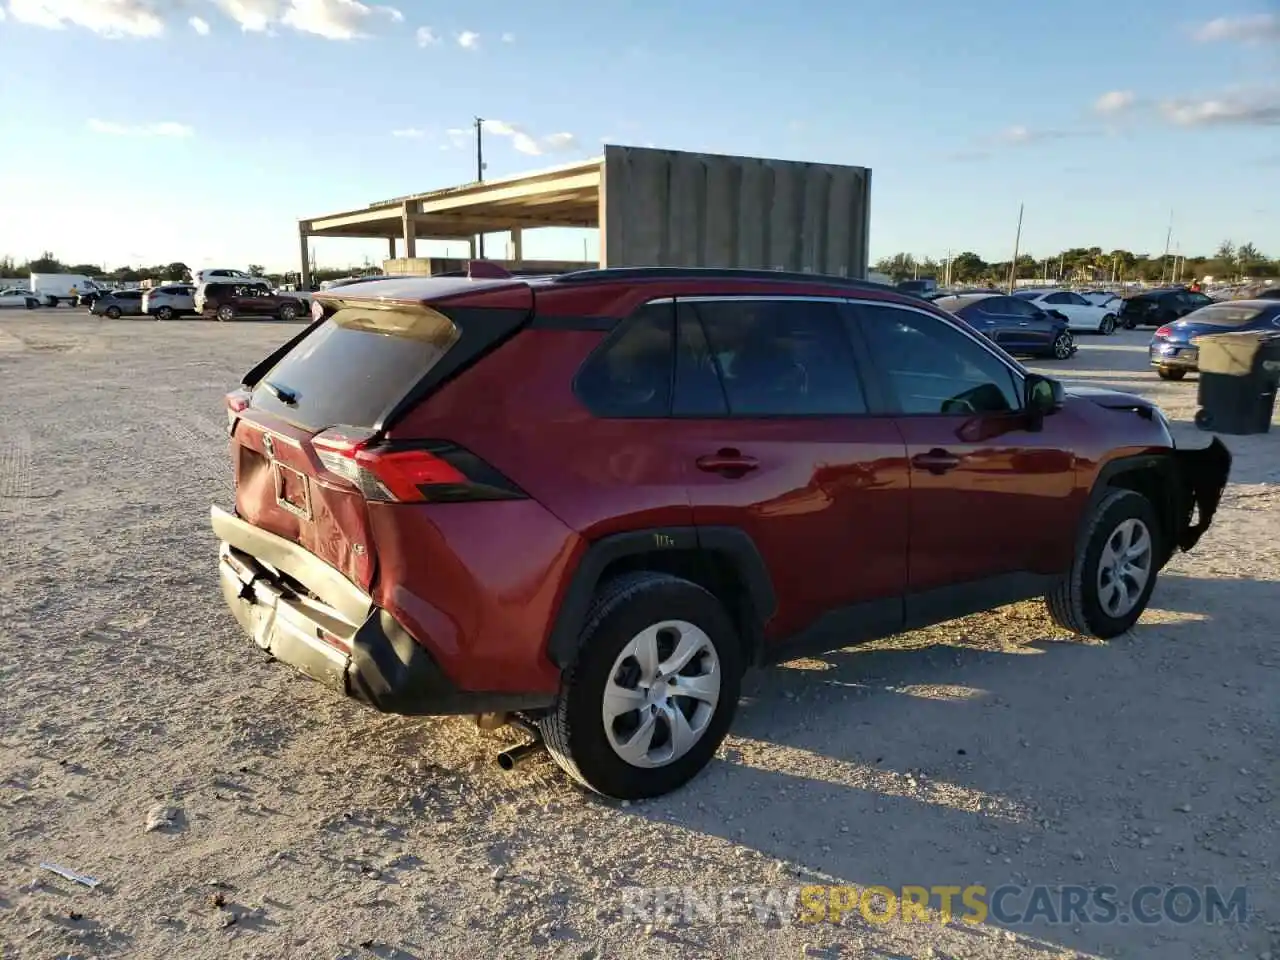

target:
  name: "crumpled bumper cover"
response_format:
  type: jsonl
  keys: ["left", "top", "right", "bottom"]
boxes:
{"left": 212, "top": 505, "right": 554, "bottom": 716}
{"left": 1170, "top": 437, "right": 1232, "bottom": 552}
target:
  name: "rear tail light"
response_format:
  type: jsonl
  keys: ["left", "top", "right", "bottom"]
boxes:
{"left": 311, "top": 428, "right": 525, "bottom": 503}
{"left": 1154, "top": 325, "right": 1172, "bottom": 338}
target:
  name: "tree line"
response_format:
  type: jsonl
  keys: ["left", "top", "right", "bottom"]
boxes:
{"left": 876, "top": 242, "right": 1275, "bottom": 285}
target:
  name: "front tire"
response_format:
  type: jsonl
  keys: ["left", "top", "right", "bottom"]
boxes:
{"left": 1157, "top": 367, "right": 1187, "bottom": 381}
{"left": 1100, "top": 314, "right": 1117, "bottom": 335}
{"left": 156, "top": 306, "right": 174, "bottom": 321}
{"left": 538, "top": 571, "right": 743, "bottom": 800}
{"left": 1045, "top": 489, "right": 1162, "bottom": 639}
{"left": 216, "top": 305, "right": 235, "bottom": 322}
{"left": 278, "top": 303, "right": 299, "bottom": 321}
{"left": 105, "top": 306, "right": 121, "bottom": 320}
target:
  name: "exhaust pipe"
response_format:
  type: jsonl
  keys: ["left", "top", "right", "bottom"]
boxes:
{"left": 496, "top": 740, "right": 544, "bottom": 770}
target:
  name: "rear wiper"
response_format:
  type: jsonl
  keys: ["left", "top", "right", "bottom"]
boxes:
{"left": 263, "top": 380, "right": 298, "bottom": 405}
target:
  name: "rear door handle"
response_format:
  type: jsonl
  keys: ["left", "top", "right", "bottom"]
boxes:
{"left": 911, "top": 448, "right": 962, "bottom": 474}
{"left": 696, "top": 450, "right": 759, "bottom": 475}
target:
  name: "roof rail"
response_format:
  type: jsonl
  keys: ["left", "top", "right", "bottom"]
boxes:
{"left": 550, "top": 266, "right": 895, "bottom": 291}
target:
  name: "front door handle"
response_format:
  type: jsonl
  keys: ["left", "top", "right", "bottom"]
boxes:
{"left": 911, "top": 448, "right": 962, "bottom": 475}
{"left": 696, "top": 449, "right": 759, "bottom": 475}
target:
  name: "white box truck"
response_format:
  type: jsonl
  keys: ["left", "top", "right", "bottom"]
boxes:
{"left": 29, "top": 274, "right": 105, "bottom": 307}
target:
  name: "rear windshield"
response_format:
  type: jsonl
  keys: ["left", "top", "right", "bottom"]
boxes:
{"left": 249, "top": 306, "right": 461, "bottom": 431}
{"left": 1011, "top": 291, "right": 1039, "bottom": 299}
{"left": 1185, "top": 305, "right": 1264, "bottom": 326}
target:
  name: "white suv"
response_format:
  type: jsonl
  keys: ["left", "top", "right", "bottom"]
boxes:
{"left": 192, "top": 268, "right": 255, "bottom": 284}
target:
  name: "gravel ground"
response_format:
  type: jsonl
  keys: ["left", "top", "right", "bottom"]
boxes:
{"left": 0, "top": 312, "right": 1276, "bottom": 960}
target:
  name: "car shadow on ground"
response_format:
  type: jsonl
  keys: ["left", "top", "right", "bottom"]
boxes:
{"left": 625, "top": 574, "right": 1276, "bottom": 957}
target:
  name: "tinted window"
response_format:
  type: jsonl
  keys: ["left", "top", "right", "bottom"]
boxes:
{"left": 1011, "top": 291, "right": 1038, "bottom": 300}
{"left": 1001, "top": 297, "right": 1041, "bottom": 318}
{"left": 694, "top": 299, "right": 867, "bottom": 416}
{"left": 250, "top": 305, "right": 462, "bottom": 430}
{"left": 856, "top": 305, "right": 1022, "bottom": 415}
{"left": 1044, "top": 292, "right": 1071, "bottom": 304}
{"left": 575, "top": 302, "right": 673, "bottom": 418}
{"left": 1184, "top": 305, "right": 1265, "bottom": 327}
{"left": 1063, "top": 292, "right": 1090, "bottom": 306}
{"left": 673, "top": 303, "right": 728, "bottom": 416}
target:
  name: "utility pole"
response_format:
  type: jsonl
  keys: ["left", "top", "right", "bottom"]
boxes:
{"left": 1160, "top": 209, "right": 1173, "bottom": 284}
{"left": 475, "top": 116, "right": 486, "bottom": 259}
{"left": 1007, "top": 203, "right": 1024, "bottom": 294}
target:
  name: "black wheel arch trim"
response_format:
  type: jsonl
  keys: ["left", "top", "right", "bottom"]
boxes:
{"left": 1084, "top": 439, "right": 1231, "bottom": 562}
{"left": 546, "top": 525, "right": 776, "bottom": 669}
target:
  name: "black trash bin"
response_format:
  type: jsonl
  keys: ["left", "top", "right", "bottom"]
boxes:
{"left": 1193, "top": 330, "right": 1280, "bottom": 435}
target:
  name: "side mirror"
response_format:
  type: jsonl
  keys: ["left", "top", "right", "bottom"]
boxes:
{"left": 1026, "top": 374, "right": 1065, "bottom": 416}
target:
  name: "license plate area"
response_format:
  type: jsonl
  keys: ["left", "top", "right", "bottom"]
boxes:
{"left": 272, "top": 461, "right": 313, "bottom": 520}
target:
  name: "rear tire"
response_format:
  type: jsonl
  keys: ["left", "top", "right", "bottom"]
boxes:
{"left": 105, "top": 306, "right": 121, "bottom": 320}
{"left": 156, "top": 306, "right": 174, "bottom": 321}
{"left": 278, "top": 303, "right": 299, "bottom": 321}
{"left": 1045, "top": 489, "right": 1162, "bottom": 639}
{"left": 1157, "top": 367, "right": 1187, "bottom": 381}
{"left": 1051, "top": 332, "right": 1074, "bottom": 360}
{"left": 216, "top": 305, "right": 235, "bottom": 322}
{"left": 538, "top": 571, "right": 743, "bottom": 800}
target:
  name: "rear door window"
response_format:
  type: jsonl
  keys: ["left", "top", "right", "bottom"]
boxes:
{"left": 692, "top": 298, "right": 867, "bottom": 416}
{"left": 249, "top": 306, "right": 463, "bottom": 431}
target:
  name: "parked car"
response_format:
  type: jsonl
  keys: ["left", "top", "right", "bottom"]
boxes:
{"left": 896, "top": 278, "right": 938, "bottom": 298}
{"left": 209, "top": 265, "right": 1231, "bottom": 799}
{"left": 932, "top": 292, "right": 1077, "bottom": 359}
{"left": 1081, "top": 291, "right": 1124, "bottom": 313}
{"left": 195, "top": 281, "right": 307, "bottom": 322}
{"left": 142, "top": 284, "right": 196, "bottom": 320}
{"left": 90, "top": 289, "right": 146, "bottom": 319}
{"left": 1254, "top": 287, "right": 1280, "bottom": 301}
{"left": 1120, "top": 288, "right": 1214, "bottom": 329}
{"left": 1012, "top": 289, "right": 1118, "bottom": 334}
{"left": 193, "top": 268, "right": 256, "bottom": 284}
{"left": 1148, "top": 300, "right": 1280, "bottom": 380}
{"left": 0, "top": 288, "right": 40, "bottom": 310}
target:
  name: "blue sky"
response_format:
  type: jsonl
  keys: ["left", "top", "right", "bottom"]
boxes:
{"left": 0, "top": 0, "right": 1277, "bottom": 274}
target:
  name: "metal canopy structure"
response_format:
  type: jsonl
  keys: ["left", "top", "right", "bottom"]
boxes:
{"left": 297, "top": 145, "right": 873, "bottom": 290}
{"left": 298, "top": 157, "right": 602, "bottom": 286}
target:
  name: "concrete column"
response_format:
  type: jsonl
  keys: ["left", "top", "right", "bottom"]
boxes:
{"left": 468, "top": 238, "right": 477, "bottom": 259}
{"left": 510, "top": 226, "right": 523, "bottom": 264}
{"left": 388, "top": 237, "right": 396, "bottom": 260}
{"left": 299, "top": 223, "right": 312, "bottom": 290}
{"left": 401, "top": 203, "right": 417, "bottom": 259}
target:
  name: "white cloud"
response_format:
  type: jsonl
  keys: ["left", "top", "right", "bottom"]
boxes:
{"left": 391, "top": 127, "right": 426, "bottom": 138}
{"left": 7, "top": 0, "right": 165, "bottom": 37}
{"left": 482, "top": 119, "right": 577, "bottom": 156}
{"left": 88, "top": 118, "right": 194, "bottom": 137}
{"left": 0, "top": 6, "right": 6, "bottom": 19}
{"left": 189, "top": 15, "right": 210, "bottom": 34}
{"left": 1160, "top": 89, "right": 1280, "bottom": 127}
{"left": 415, "top": 25, "right": 439, "bottom": 46}
{"left": 213, "top": 0, "right": 398, "bottom": 39}
{"left": 1192, "top": 13, "right": 1280, "bottom": 44}
{"left": 1094, "top": 90, "right": 1135, "bottom": 114}
{"left": 500, "top": 31, "right": 514, "bottom": 42}
{"left": 456, "top": 29, "right": 479, "bottom": 49}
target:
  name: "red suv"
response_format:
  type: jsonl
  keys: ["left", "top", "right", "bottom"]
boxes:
{"left": 212, "top": 265, "right": 1232, "bottom": 799}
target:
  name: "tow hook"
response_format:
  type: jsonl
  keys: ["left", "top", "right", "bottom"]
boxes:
{"left": 493, "top": 715, "right": 545, "bottom": 771}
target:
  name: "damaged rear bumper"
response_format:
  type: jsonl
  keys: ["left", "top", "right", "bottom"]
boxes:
{"left": 211, "top": 505, "right": 554, "bottom": 716}
{"left": 1170, "top": 437, "right": 1232, "bottom": 552}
